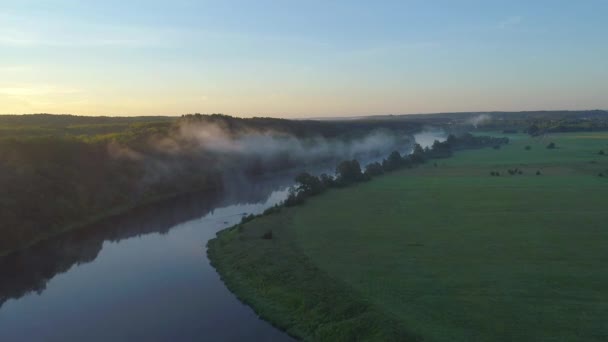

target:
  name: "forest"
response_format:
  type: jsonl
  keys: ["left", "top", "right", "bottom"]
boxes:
{"left": 0, "top": 114, "right": 421, "bottom": 256}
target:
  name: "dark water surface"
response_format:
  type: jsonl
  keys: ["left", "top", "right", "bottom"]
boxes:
{"left": 0, "top": 178, "right": 295, "bottom": 341}
{"left": 0, "top": 133, "right": 442, "bottom": 341}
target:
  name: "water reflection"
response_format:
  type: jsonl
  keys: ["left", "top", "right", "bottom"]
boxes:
{"left": 0, "top": 174, "right": 295, "bottom": 341}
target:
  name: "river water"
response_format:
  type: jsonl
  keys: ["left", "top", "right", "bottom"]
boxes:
{"left": 0, "top": 132, "right": 444, "bottom": 341}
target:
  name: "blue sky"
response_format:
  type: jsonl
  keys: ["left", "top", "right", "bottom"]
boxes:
{"left": 1, "top": 0, "right": 607, "bottom": 117}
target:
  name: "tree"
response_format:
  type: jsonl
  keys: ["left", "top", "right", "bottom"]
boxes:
{"left": 365, "top": 162, "right": 384, "bottom": 177}
{"left": 410, "top": 143, "right": 426, "bottom": 163}
{"left": 295, "top": 172, "right": 324, "bottom": 196}
{"left": 284, "top": 187, "right": 305, "bottom": 207}
{"left": 446, "top": 134, "right": 457, "bottom": 145}
{"left": 336, "top": 159, "right": 363, "bottom": 185}
{"left": 319, "top": 173, "right": 336, "bottom": 188}
{"left": 382, "top": 151, "right": 403, "bottom": 171}
{"left": 430, "top": 140, "right": 452, "bottom": 158}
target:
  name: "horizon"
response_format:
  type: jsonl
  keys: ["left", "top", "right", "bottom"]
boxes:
{"left": 2, "top": 108, "right": 608, "bottom": 120}
{"left": 2, "top": 1, "right": 607, "bottom": 117}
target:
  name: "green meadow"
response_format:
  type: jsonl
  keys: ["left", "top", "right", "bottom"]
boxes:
{"left": 208, "top": 132, "right": 608, "bottom": 341}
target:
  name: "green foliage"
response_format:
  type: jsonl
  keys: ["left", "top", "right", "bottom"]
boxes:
{"left": 295, "top": 172, "right": 326, "bottom": 196}
{"left": 335, "top": 160, "right": 364, "bottom": 185}
{"left": 364, "top": 162, "right": 384, "bottom": 177}
{"left": 382, "top": 151, "right": 405, "bottom": 171}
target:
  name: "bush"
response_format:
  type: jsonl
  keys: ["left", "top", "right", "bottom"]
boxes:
{"left": 261, "top": 230, "right": 273, "bottom": 240}
{"left": 525, "top": 145, "right": 532, "bottom": 151}
{"left": 547, "top": 142, "right": 556, "bottom": 149}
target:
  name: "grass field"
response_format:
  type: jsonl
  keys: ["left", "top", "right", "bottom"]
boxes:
{"left": 208, "top": 132, "right": 608, "bottom": 341}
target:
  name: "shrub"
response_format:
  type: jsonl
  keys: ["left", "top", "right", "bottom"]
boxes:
{"left": 262, "top": 230, "right": 273, "bottom": 240}
{"left": 525, "top": 145, "right": 532, "bottom": 151}
{"left": 547, "top": 142, "right": 556, "bottom": 149}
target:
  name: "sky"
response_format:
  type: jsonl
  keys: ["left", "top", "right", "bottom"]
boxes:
{"left": 1, "top": 0, "right": 607, "bottom": 117}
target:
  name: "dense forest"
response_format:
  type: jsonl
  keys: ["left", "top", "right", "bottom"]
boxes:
{"left": 0, "top": 114, "right": 421, "bottom": 256}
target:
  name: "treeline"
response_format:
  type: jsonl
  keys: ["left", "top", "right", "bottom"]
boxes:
{"left": 0, "top": 114, "right": 421, "bottom": 256}
{"left": 0, "top": 114, "right": 174, "bottom": 139}
{"left": 257, "top": 133, "right": 509, "bottom": 215}
{"left": 461, "top": 111, "right": 608, "bottom": 134}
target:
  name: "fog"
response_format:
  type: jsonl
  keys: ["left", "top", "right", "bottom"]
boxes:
{"left": 466, "top": 114, "right": 491, "bottom": 128}
{"left": 414, "top": 129, "right": 448, "bottom": 149}
{"left": 109, "top": 120, "right": 418, "bottom": 191}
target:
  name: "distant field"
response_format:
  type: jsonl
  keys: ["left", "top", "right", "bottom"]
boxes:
{"left": 209, "top": 132, "right": 608, "bottom": 341}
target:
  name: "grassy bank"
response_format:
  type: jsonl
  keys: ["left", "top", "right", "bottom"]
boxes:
{"left": 208, "top": 132, "right": 608, "bottom": 341}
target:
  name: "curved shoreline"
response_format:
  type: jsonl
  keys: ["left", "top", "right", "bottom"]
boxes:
{"left": 207, "top": 206, "right": 420, "bottom": 341}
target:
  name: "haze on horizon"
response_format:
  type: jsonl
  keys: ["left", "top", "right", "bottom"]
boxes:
{"left": 1, "top": 0, "right": 607, "bottom": 118}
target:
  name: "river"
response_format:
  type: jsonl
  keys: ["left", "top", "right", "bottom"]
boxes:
{"left": 0, "top": 131, "right": 444, "bottom": 341}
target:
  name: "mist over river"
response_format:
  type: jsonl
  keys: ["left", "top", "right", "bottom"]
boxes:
{"left": 0, "top": 131, "right": 444, "bottom": 341}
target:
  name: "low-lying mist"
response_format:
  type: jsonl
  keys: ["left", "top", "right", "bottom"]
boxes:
{"left": 109, "top": 118, "right": 417, "bottom": 192}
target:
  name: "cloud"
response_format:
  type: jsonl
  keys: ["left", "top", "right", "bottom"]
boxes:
{"left": 498, "top": 16, "right": 523, "bottom": 30}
